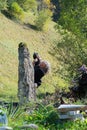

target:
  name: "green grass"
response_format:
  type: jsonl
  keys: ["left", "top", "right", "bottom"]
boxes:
{"left": 7, "top": 103, "right": 87, "bottom": 130}
{"left": 0, "top": 12, "right": 67, "bottom": 101}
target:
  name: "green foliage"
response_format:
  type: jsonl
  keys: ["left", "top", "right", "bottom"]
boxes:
{"left": 0, "top": 103, "right": 58, "bottom": 129}
{"left": 51, "top": 0, "right": 87, "bottom": 80}
{"left": 2, "top": 102, "right": 87, "bottom": 130}
{"left": 56, "top": 119, "right": 87, "bottom": 130}
{"left": 2, "top": 104, "right": 24, "bottom": 129}
{"left": 19, "top": 103, "right": 59, "bottom": 129}
{"left": 59, "top": 0, "right": 87, "bottom": 38}
{"left": 52, "top": 26, "right": 87, "bottom": 79}
{"left": 35, "top": 9, "right": 52, "bottom": 31}
{"left": 7, "top": 0, "right": 15, "bottom": 6}
{"left": 0, "top": 0, "right": 7, "bottom": 11}
{"left": 17, "top": 0, "right": 37, "bottom": 12}
{"left": 8, "top": 2, "right": 24, "bottom": 20}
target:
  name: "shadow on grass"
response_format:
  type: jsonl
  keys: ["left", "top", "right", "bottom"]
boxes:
{"left": 1, "top": 10, "right": 39, "bottom": 31}
{"left": 24, "top": 23, "right": 38, "bottom": 31}
{"left": 37, "top": 92, "right": 53, "bottom": 99}
{"left": 1, "top": 10, "right": 12, "bottom": 19}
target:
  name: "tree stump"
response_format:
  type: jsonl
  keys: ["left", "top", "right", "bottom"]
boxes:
{"left": 18, "top": 42, "right": 36, "bottom": 104}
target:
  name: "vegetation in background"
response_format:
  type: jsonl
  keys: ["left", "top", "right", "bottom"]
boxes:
{"left": 58, "top": 0, "right": 87, "bottom": 38}
{"left": 51, "top": 27, "right": 87, "bottom": 80}
{"left": 51, "top": 0, "right": 60, "bottom": 21}
{"left": 0, "top": 0, "right": 7, "bottom": 11}
{"left": 51, "top": 0, "right": 87, "bottom": 81}
{"left": 17, "top": 0, "right": 37, "bottom": 12}
{"left": 8, "top": 2, "right": 24, "bottom": 20}
{"left": 35, "top": 9, "right": 52, "bottom": 31}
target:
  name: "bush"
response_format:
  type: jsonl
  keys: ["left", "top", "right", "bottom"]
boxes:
{"left": 52, "top": 26, "right": 87, "bottom": 79}
{"left": 7, "top": 0, "right": 15, "bottom": 6}
{"left": 8, "top": 2, "right": 24, "bottom": 20}
{"left": 0, "top": 0, "right": 7, "bottom": 11}
{"left": 35, "top": 9, "right": 52, "bottom": 31}
{"left": 17, "top": 0, "right": 37, "bottom": 12}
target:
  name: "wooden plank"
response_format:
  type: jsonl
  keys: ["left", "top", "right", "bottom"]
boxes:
{"left": 58, "top": 104, "right": 87, "bottom": 112}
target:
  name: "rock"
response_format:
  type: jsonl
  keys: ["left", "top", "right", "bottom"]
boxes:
{"left": 0, "top": 126, "right": 13, "bottom": 130}
{"left": 58, "top": 104, "right": 87, "bottom": 112}
{"left": 59, "top": 110, "right": 84, "bottom": 120}
{"left": 0, "top": 110, "right": 8, "bottom": 125}
{"left": 58, "top": 104, "right": 87, "bottom": 120}
{"left": 19, "top": 124, "right": 38, "bottom": 129}
{"left": 0, "top": 110, "right": 13, "bottom": 130}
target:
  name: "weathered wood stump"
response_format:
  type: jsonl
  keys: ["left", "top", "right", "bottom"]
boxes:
{"left": 18, "top": 42, "right": 36, "bottom": 104}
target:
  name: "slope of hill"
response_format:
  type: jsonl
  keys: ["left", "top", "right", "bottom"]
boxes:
{"left": 0, "top": 12, "right": 63, "bottom": 101}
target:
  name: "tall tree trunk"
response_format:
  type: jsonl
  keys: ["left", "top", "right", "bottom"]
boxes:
{"left": 18, "top": 42, "right": 35, "bottom": 104}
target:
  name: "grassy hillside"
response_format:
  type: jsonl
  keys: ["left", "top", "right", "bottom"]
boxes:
{"left": 0, "top": 12, "right": 66, "bottom": 101}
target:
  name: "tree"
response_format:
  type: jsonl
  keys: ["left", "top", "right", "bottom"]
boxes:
{"left": 51, "top": 0, "right": 87, "bottom": 80}
{"left": 51, "top": 0, "right": 60, "bottom": 21}
{"left": 52, "top": 29, "right": 87, "bottom": 79}
{"left": 58, "top": 0, "right": 87, "bottom": 38}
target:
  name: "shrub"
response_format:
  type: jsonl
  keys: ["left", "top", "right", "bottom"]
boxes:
{"left": 8, "top": 2, "right": 24, "bottom": 20}
{"left": 0, "top": 0, "right": 7, "bottom": 11}
{"left": 52, "top": 26, "right": 87, "bottom": 79}
{"left": 17, "top": 0, "right": 37, "bottom": 12}
{"left": 7, "top": 0, "right": 15, "bottom": 7}
{"left": 35, "top": 9, "right": 52, "bottom": 31}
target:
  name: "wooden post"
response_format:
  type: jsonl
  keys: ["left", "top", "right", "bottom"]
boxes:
{"left": 18, "top": 42, "right": 36, "bottom": 104}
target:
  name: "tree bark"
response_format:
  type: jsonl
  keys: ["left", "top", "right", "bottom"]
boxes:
{"left": 18, "top": 42, "right": 35, "bottom": 104}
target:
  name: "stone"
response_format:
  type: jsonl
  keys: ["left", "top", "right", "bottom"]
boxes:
{"left": 19, "top": 124, "right": 38, "bottom": 130}
{"left": 18, "top": 42, "right": 36, "bottom": 104}
{"left": 58, "top": 104, "right": 87, "bottom": 112}
{"left": 0, "top": 110, "right": 8, "bottom": 125}
{"left": 59, "top": 111, "right": 83, "bottom": 120}
{"left": 0, "top": 126, "right": 13, "bottom": 130}
{"left": 58, "top": 104, "right": 87, "bottom": 120}
{"left": 0, "top": 110, "right": 13, "bottom": 130}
